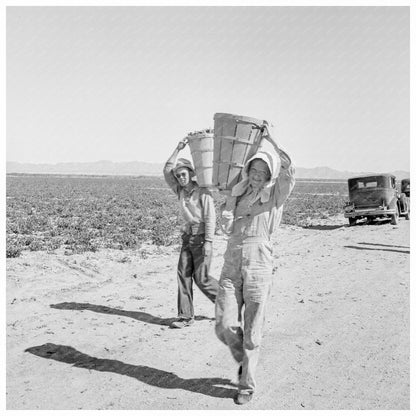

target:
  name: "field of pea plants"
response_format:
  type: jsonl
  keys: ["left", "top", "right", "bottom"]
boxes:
{"left": 6, "top": 174, "right": 348, "bottom": 257}
{"left": 7, "top": 173, "right": 410, "bottom": 411}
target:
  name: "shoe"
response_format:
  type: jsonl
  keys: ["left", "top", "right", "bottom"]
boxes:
{"left": 170, "top": 318, "right": 195, "bottom": 329}
{"left": 234, "top": 392, "right": 253, "bottom": 405}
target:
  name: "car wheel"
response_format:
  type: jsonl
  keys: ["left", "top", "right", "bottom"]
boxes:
{"left": 390, "top": 207, "right": 399, "bottom": 225}
{"left": 348, "top": 218, "right": 357, "bottom": 226}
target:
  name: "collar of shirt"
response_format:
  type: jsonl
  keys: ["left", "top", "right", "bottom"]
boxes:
{"left": 181, "top": 182, "right": 198, "bottom": 198}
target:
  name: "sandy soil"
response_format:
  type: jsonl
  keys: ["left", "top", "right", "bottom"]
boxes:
{"left": 6, "top": 214, "right": 410, "bottom": 410}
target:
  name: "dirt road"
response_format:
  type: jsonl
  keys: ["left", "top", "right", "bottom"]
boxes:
{"left": 6, "top": 215, "right": 410, "bottom": 410}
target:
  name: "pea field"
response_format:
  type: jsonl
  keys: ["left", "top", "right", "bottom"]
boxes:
{"left": 6, "top": 174, "right": 348, "bottom": 258}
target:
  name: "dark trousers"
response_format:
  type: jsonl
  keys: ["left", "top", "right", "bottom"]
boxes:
{"left": 177, "top": 234, "right": 219, "bottom": 319}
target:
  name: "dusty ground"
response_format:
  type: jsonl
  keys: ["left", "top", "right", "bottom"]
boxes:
{"left": 6, "top": 214, "right": 410, "bottom": 410}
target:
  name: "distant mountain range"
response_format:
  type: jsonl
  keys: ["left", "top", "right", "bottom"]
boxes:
{"left": 6, "top": 160, "right": 410, "bottom": 180}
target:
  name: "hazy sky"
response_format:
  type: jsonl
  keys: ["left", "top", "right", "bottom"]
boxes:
{"left": 6, "top": 6, "right": 410, "bottom": 172}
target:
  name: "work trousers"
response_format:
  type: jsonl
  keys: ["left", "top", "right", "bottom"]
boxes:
{"left": 215, "top": 237, "right": 273, "bottom": 394}
{"left": 177, "top": 233, "right": 218, "bottom": 319}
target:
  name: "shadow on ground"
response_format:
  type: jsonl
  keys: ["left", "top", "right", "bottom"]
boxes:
{"left": 353, "top": 218, "right": 393, "bottom": 226}
{"left": 344, "top": 245, "right": 410, "bottom": 254}
{"left": 301, "top": 224, "right": 345, "bottom": 230}
{"left": 50, "top": 302, "right": 214, "bottom": 327}
{"left": 358, "top": 242, "right": 410, "bottom": 250}
{"left": 25, "top": 343, "right": 235, "bottom": 399}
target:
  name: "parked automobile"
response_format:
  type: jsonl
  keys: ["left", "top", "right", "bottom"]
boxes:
{"left": 344, "top": 174, "right": 410, "bottom": 226}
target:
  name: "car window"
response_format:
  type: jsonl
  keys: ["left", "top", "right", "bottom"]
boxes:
{"left": 357, "top": 181, "right": 377, "bottom": 188}
{"left": 350, "top": 176, "right": 394, "bottom": 190}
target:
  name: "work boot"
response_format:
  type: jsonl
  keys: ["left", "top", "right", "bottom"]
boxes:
{"left": 170, "top": 318, "right": 195, "bottom": 329}
{"left": 234, "top": 392, "right": 253, "bottom": 405}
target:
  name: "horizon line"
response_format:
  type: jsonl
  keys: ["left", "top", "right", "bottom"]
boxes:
{"left": 6, "top": 159, "right": 411, "bottom": 175}
{"left": 5, "top": 160, "right": 410, "bottom": 175}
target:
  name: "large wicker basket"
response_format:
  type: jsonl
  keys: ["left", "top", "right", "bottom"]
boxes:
{"left": 187, "top": 129, "right": 214, "bottom": 187}
{"left": 213, "top": 113, "right": 268, "bottom": 192}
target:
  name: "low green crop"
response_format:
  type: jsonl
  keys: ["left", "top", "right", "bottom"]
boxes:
{"left": 6, "top": 175, "right": 348, "bottom": 256}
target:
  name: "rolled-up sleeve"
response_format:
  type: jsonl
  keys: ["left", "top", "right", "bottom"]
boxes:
{"left": 199, "top": 189, "right": 216, "bottom": 242}
{"left": 274, "top": 150, "right": 296, "bottom": 209}
{"left": 163, "top": 162, "right": 180, "bottom": 196}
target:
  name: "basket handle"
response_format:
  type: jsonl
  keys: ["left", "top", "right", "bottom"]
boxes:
{"left": 235, "top": 119, "right": 267, "bottom": 133}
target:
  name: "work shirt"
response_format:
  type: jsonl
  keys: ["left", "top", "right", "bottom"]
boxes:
{"left": 221, "top": 154, "right": 295, "bottom": 241}
{"left": 164, "top": 162, "right": 216, "bottom": 242}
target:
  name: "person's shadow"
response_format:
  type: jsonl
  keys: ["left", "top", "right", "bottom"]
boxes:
{"left": 50, "top": 302, "right": 214, "bottom": 327}
{"left": 25, "top": 343, "right": 236, "bottom": 399}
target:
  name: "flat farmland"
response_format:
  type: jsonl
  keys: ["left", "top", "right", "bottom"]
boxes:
{"left": 6, "top": 174, "right": 348, "bottom": 257}
{"left": 6, "top": 174, "right": 409, "bottom": 410}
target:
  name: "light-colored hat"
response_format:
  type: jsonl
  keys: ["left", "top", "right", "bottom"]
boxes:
{"left": 174, "top": 158, "right": 196, "bottom": 177}
{"left": 242, "top": 151, "right": 280, "bottom": 181}
{"left": 230, "top": 150, "right": 281, "bottom": 203}
{"left": 173, "top": 158, "right": 194, "bottom": 173}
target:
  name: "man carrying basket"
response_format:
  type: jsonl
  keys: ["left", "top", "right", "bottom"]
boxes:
{"left": 164, "top": 137, "right": 219, "bottom": 329}
{"left": 215, "top": 127, "right": 295, "bottom": 404}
